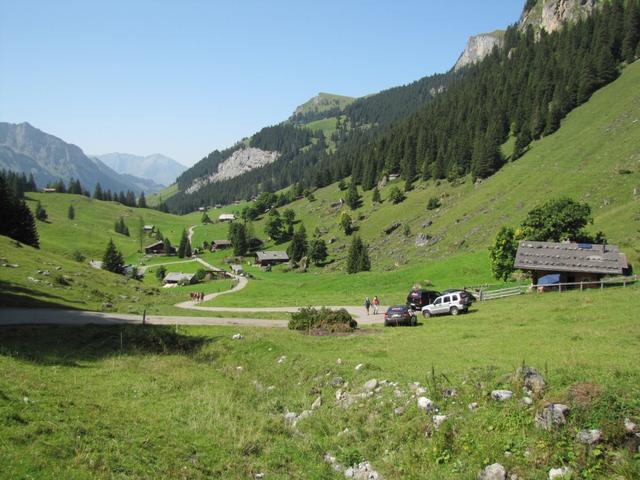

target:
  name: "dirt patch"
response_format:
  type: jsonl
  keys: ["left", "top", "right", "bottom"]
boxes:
{"left": 568, "top": 382, "right": 602, "bottom": 407}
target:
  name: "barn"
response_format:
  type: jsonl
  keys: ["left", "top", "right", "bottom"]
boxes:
{"left": 144, "top": 240, "right": 175, "bottom": 255}
{"left": 255, "top": 251, "right": 289, "bottom": 266}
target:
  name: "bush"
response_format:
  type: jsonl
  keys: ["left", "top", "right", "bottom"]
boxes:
{"left": 427, "top": 197, "right": 441, "bottom": 210}
{"left": 289, "top": 307, "right": 357, "bottom": 332}
{"left": 71, "top": 250, "right": 85, "bottom": 262}
{"left": 194, "top": 268, "right": 208, "bottom": 281}
{"left": 155, "top": 265, "right": 167, "bottom": 281}
{"left": 389, "top": 186, "right": 405, "bottom": 204}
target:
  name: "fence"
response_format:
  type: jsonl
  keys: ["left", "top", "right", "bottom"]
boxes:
{"left": 479, "top": 275, "right": 638, "bottom": 301}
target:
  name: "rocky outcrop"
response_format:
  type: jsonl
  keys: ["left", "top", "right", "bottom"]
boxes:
{"left": 454, "top": 32, "right": 504, "bottom": 71}
{"left": 519, "top": 0, "right": 600, "bottom": 33}
{"left": 186, "top": 147, "right": 279, "bottom": 194}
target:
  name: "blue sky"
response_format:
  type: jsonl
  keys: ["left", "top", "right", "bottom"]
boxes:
{"left": 0, "top": 1, "right": 524, "bottom": 166}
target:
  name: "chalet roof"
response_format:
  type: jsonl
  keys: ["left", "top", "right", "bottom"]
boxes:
{"left": 163, "top": 272, "right": 195, "bottom": 283}
{"left": 212, "top": 239, "right": 232, "bottom": 246}
{"left": 219, "top": 213, "right": 236, "bottom": 220}
{"left": 145, "top": 240, "right": 164, "bottom": 249}
{"left": 255, "top": 251, "right": 289, "bottom": 262}
{"left": 143, "top": 225, "right": 154, "bottom": 230}
{"left": 514, "top": 241, "right": 628, "bottom": 275}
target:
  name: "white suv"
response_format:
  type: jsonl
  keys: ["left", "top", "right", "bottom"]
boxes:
{"left": 421, "top": 291, "right": 470, "bottom": 317}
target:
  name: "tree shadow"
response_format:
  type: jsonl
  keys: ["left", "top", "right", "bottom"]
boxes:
{"left": 0, "top": 280, "right": 82, "bottom": 309}
{"left": 0, "top": 324, "right": 219, "bottom": 367}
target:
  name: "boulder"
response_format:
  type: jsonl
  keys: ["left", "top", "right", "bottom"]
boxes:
{"left": 417, "top": 397, "right": 436, "bottom": 412}
{"left": 576, "top": 429, "right": 602, "bottom": 445}
{"left": 478, "top": 463, "right": 506, "bottom": 480}
{"left": 331, "top": 377, "right": 345, "bottom": 388}
{"left": 394, "top": 407, "right": 405, "bottom": 416}
{"left": 277, "top": 356, "right": 286, "bottom": 364}
{"left": 311, "top": 396, "right": 322, "bottom": 410}
{"left": 521, "top": 396, "right": 533, "bottom": 406}
{"left": 432, "top": 414, "right": 448, "bottom": 430}
{"left": 421, "top": 219, "right": 433, "bottom": 228}
{"left": 364, "top": 379, "right": 379, "bottom": 391}
{"left": 624, "top": 417, "right": 637, "bottom": 434}
{"left": 415, "top": 233, "right": 429, "bottom": 248}
{"left": 284, "top": 411, "right": 298, "bottom": 427}
{"left": 355, "top": 363, "right": 364, "bottom": 371}
{"left": 535, "top": 404, "right": 570, "bottom": 430}
{"left": 521, "top": 367, "right": 546, "bottom": 396}
{"left": 548, "top": 466, "right": 572, "bottom": 479}
{"left": 491, "top": 390, "right": 513, "bottom": 402}
{"left": 232, "top": 333, "right": 243, "bottom": 340}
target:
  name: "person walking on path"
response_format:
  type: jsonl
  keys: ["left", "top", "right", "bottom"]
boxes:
{"left": 372, "top": 295, "right": 380, "bottom": 315}
{"left": 364, "top": 296, "right": 371, "bottom": 315}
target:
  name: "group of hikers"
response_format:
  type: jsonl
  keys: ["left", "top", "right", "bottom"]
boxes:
{"left": 364, "top": 295, "right": 381, "bottom": 315}
{"left": 190, "top": 291, "right": 205, "bottom": 302}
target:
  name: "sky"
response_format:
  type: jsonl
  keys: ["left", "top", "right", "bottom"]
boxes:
{"left": 0, "top": 1, "right": 524, "bottom": 166}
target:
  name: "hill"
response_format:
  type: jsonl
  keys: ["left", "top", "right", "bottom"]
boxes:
{"left": 0, "top": 122, "right": 163, "bottom": 193}
{"left": 289, "top": 92, "right": 355, "bottom": 125}
{"left": 95, "top": 152, "right": 186, "bottom": 187}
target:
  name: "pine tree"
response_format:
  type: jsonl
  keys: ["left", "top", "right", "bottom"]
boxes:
{"left": 308, "top": 239, "right": 328, "bottom": 266}
{"left": 67, "top": 204, "right": 75, "bottom": 220}
{"left": 346, "top": 236, "right": 370, "bottom": 274}
{"left": 346, "top": 182, "right": 361, "bottom": 210}
{"left": 577, "top": 62, "right": 597, "bottom": 105}
{"left": 622, "top": 0, "right": 640, "bottom": 62}
{"left": 372, "top": 187, "right": 381, "bottom": 204}
{"left": 164, "top": 237, "right": 173, "bottom": 255}
{"left": 138, "top": 192, "right": 147, "bottom": 208}
{"left": 201, "top": 212, "right": 211, "bottom": 224}
{"left": 287, "top": 223, "right": 308, "bottom": 262}
{"left": 177, "top": 229, "right": 189, "bottom": 258}
{"left": 102, "top": 239, "right": 125, "bottom": 274}
{"left": 228, "top": 223, "right": 248, "bottom": 256}
{"left": 0, "top": 175, "right": 39, "bottom": 248}
{"left": 513, "top": 125, "right": 532, "bottom": 160}
{"left": 93, "top": 183, "right": 103, "bottom": 200}
{"left": 35, "top": 201, "right": 48, "bottom": 221}
{"left": 340, "top": 212, "right": 353, "bottom": 235}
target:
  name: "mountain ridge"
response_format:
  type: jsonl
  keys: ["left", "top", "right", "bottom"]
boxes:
{"left": 95, "top": 152, "right": 186, "bottom": 187}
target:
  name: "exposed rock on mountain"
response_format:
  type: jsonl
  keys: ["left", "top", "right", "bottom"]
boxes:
{"left": 95, "top": 152, "right": 186, "bottom": 187}
{"left": 454, "top": 31, "right": 505, "bottom": 71}
{"left": 186, "top": 147, "right": 279, "bottom": 194}
{"left": 0, "top": 122, "right": 162, "bottom": 193}
{"left": 520, "top": 0, "right": 600, "bottom": 33}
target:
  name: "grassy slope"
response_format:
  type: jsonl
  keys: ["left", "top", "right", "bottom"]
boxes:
{"left": 146, "top": 182, "right": 179, "bottom": 207}
{"left": 1, "top": 286, "right": 638, "bottom": 478}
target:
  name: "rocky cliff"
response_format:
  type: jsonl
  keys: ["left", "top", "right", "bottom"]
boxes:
{"left": 186, "top": 147, "right": 279, "bottom": 194}
{"left": 454, "top": 31, "right": 505, "bottom": 71}
{"left": 520, "top": 0, "right": 599, "bottom": 33}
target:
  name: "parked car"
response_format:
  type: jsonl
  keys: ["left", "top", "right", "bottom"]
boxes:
{"left": 384, "top": 305, "right": 417, "bottom": 327}
{"left": 441, "top": 289, "right": 476, "bottom": 306}
{"left": 421, "top": 291, "right": 470, "bottom": 317}
{"left": 406, "top": 289, "right": 441, "bottom": 311}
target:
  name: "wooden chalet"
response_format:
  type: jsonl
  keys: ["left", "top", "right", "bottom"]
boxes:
{"left": 514, "top": 241, "right": 629, "bottom": 284}
{"left": 145, "top": 240, "right": 175, "bottom": 255}
{"left": 211, "top": 239, "right": 232, "bottom": 251}
{"left": 255, "top": 251, "right": 289, "bottom": 266}
{"left": 218, "top": 213, "right": 236, "bottom": 222}
{"left": 163, "top": 272, "right": 196, "bottom": 285}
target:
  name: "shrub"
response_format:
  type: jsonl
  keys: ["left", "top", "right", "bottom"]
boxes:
{"left": 53, "top": 273, "right": 70, "bottom": 286}
{"left": 427, "top": 197, "right": 441, "bottom": 210}
{"left": 289, "top": 307, "right": 357, "bottom": 332}
{"left": 389, "top": 186, "right": 405, "bottom": 204}
{"left": 194, "top": 268, "right": 209, "bottom": 281}
{"left": 71, "top": 250, "right": 85, "bottom": 262}
{"left": 155, "top": 265, "right": 167, "bottom": 281}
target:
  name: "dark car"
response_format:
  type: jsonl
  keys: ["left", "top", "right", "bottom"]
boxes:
{"left": 406, "top": 289, "right": 441, "bottom": 311}
{"left": 441, "top": 289, "right": 476, "bottom": 306}
{"left": 384, "top": 305, "right": 417, "bottom": 327}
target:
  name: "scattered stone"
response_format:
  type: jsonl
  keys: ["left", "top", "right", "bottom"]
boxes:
{"left": 491, "top": 390, "right": 513, "bottom": 402}
{"left": 336, "top": 358, "right": 343, "bottom": 365}
{"left": 344, "top": 461, "right": 381, "bottom": 479}
{"left": 624, "top": 418, "right": 637, "bottom": 434}
{"left": 324, "top": 453, "right": 343, "bottom": 473}
{"left": 468, "top": 402, "right": 479, "bottom": 411}
{"left": 521, "top": 396, "right": 533, "bottom": 406}
{"left": 432, "top": 414, "right": 448, "bottom": 430}
{"left": 277, "top": 356, "right": 286, "bottom": 364}
{"left": 27, "top": 276, "right": 40, "bottom": 284}
{"left": 254, "top": 474, "right": 264, "bottom": 479}
{"left": 266, "top": 386, "right": 275, "bottom": 392}
{"left": 393, "top": 389, "right": 403, "bottom": 398}
{"left": 478, "top": 463, "right": 506, "bottom": 480}
{"left": 548, "top": 466, "right": 572, "bottom": 479}
{"left": 294, "top": 410, "right": 312, "bottom": 426}
{"left": 444, "top": 388, "right": 458, "bottom": 398}
{"left": 284, "top": 412, "right": 298, "bottom": 427}
{"left": 364, "top": 379, "right": 378, "bottom": 391}
{"left": 355, "top": 363, "right": 364, "bottom": 371}
{"left": 521, "top": 367, "right": 546, "bottom": 396}
{"left": 3, "top": 263, "right": 19, "bottom": 268}
{"left": 415, "top": 233, "right": 429, "bottom": 248}
{"left": 394, "top": 407, "right": 405, "bottom": 416}
{"left": 415, "top": 387, "right": 427, "bottom": 396}
{"left": 408, "top": 382, "right": 421, "bottom": 392}
{"left": 101, "top": 302, "right": 113, "bottom": 309}
{"left": 383, "top": 223, "right": 401, "bottom": 235}
{"left": 417, "top": 397, "right": 435, "bottom": 412}
{"left": 331, "top": 377, "right": 345, "bottom": 388}
{"left": 576, "top": 429, "right": 602, "bottom": 445}
{"left": 236, "top": 366, "right": 243, "bottom": 371}
{"left": 312, "top": 396, "right": 322, "bottom": 410}
{"left": 535, "top": 404, "right": 570, "bottom": 430}
{"left": 232, "top": 333, "right": 243, "bottom": 340}
{"left": 337, "top": 428, "right": 350, "bottom": 437}
{"left": 422, "top": 220, "right": 433, "bottom": 228}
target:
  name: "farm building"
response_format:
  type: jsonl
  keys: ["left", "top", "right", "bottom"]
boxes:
{"left": 144, "top": 240, "right": 175, "bottom": 255}
{"left": 211, "top": 240, "right": 232, "bottom": 251}
{"left": 219, "top": 213, "right": 236, "bottom": 222}
{"left": 255, "top": 251, "right": 289, "bottom": 266}
{"left": 163, "top": 272, "right": 196, "bottom": 285}
{"left": 143, "top": 225, "right": 155, "bottom": 233}
{"left": 514, "top": 241, "right": 629, "bottom": 284}
{"left": 43, "top": 188, "right": 56, "bottom": 193}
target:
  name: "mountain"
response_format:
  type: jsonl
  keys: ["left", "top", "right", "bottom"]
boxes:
{"left": 289, "top": 92, "right": 355, "bottom": 125}
{"left": 520, "top": 0, "right": 600, "bottom": 33}
{"left": 454, "top": 31, "right": 505, "bottom": 71}
{"left": 95, "top": 152, "right": 186, "bottom": 187}
{"left": 0, "top": 122, "right": 163, "bottom": 193}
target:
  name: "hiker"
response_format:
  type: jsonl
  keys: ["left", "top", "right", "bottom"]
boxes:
{"left": 364, "top": 296, "right": 371, "bottom": 315}
{"left": 372, "top": 295, "right": 380, "bottom": 315}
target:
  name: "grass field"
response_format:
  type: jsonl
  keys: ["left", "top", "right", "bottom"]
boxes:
{"left": 1, "top": 286, "right": 638, "bottom": 479}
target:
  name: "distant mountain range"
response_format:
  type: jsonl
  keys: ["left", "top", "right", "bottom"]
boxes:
{"left": 0, "top": 122, "right": 163, "bottom": 194}
{"left": 94, "top": 152, "right": 186, "bottom": 187}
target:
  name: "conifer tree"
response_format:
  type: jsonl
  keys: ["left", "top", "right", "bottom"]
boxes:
{"left": 228, "top": 223, "right": 248, "bottom": 256}
{"left": 201, "top": 212, "right": 211, "bottom": 224}
{"left": 309, "top": 239, "right": 328, "bottom": 266}
{"left": 340, "top": 212, "right": 353, "bottom": 235}
{"left": 346, "top": 236, "right": 370, "bottom": 274}
{"left": 372, "top": 187, "right": 381, "bottom": 203}
{"left": 35, "top": 201, "right": 48, "bottom": 221}
{"left": 67, "top": 204, "right": 75, "bottom": 220}
{"left": 93, "top": 182, "right": 103, "bottom": 200}
{"left": 138, "top": 191, "right": 147, "bottom": 208}
{"left": 163, "top": 237, "right": 173, "bottom": 255}
{"left": 287, "top": 223, "right": 308, "bottom": 262}
{"left": 177, "top": 229, "right": 189, "bottom": 258}
{"left": 622, "top": 0, "right": 640, "bottom": 62}
{"left": 102, "top": 239, "right": 125, "bottom": 274}
{"left": 346, "top": 182, "right": 361, "bottom": 210}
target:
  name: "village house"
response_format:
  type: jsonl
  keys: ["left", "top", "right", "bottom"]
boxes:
{"left": 162, "top": 272, "right": 196, "bottom": 285}
{"left": 218, "top": 213, "right": 236, "bottom": 222}
{"left": 211, "top": 239, "right": 232, "bottom": 251}
{"left": 255, "top": 251, "right": 289, "bottom": 267}
{"left": 513, "top": 241, "right": 629, "bottom": 285}
{"left": 43, "top": 187, "right": 57, "bottom": 193}
{"left": 143, "top": 225, "right": 155, "bottom": 233}
{"left": 144, "top": 240, "right": 175, "bottom": 255}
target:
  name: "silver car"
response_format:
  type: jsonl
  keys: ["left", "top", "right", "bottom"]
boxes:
{"left": 421, "top": 291, "right": 469, "bottom": 317}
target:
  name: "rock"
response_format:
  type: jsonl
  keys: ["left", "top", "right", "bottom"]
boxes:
{"left": 331, "top": 377, "right": 345, "bottom": 387}
{"left": 3, "top": 263, "right": 19, "bottom": 268}
{"left": 576, "top": 429, "right": 602, "bottom": 445}
{"left": 101, "top": 302, "right": 113, "bottom": 309}
{"left": 344, "top": 461, "right": 380, "bottom": 480}
{"left": 277, "top": 356, "right": 286, "bottom": 364}
{"left": 548, "top": 466, "right": 572, "bottom": 479}
{"left": 355, "top": 363, "right": 364, "bottom": 371}
{"left": 421, "top": 220, "right": 433, "bottom": 228}
{"left": 415, "top": 387, "right": 427, "bottom": 396}
{"left": 336, "top": 358, "right": 343, "bottom": 365}
{"left": 444, "top": 388, "right": 458, "bottom": 398}
{"left": 478, "top": 463, "right": 507, "bottom": 480}
{"left": 311, "top": 396, "right": 322, "bottom": 410}
{"left": 284, "top": 411, "right": 297, "bottom": 427}
{"left": 521, "top": 396, "right": 533, "bottom": 406}
{"left": 363, "top": 379, "right": 378, "bottom": 391}
{"left": 415, "top": 233, "right": 429, "bottom": 248}
{"left": 335, "top": 389, "right": 345, "bottom": 401}
{"left": 491, "top": 390, "right": 513, "bottom": 401}
{"left": 266, "top": 386, "right": 275, "bottom": 392}
{"left": 236, "top": 366, "right": 243, "bottom": 371}
{"left": 254, "top": 474, "right": 264, "bottom": 479}
{"left": 468, "top": 402, "right": 479, "bottom": 411}
{"left": 294, "top": 410, "right": 312, "bottom": 426}
{"left": 455, "top": 32, "right": 504, "bottom": 71}
{"left": 432, "top": 414, "right": 448, "bottom": 430}
{"left": 624, "top": 418, "right": 637, "bottom": 434}
{"left": 232, "top": 333, "right": 243, "bottom": 340}
{"left": 521, "top": 367, "right": 546, "bottom": 396}
{"left": 535, "top": 404, "right": 570, "bottom": 430}
{"left": 394, "top": 407, "right": 405, "bottom": 416}
{"left": 393, "top": 389, "right": 403, "bottom": 398}
{"left": 383, "top": 223, "right": 401, "bottom": 235}
{"left": 417, "top": 397, "right": 435, "bottom": 412}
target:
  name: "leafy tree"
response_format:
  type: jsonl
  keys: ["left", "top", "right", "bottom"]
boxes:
{"left": 177, "top": 229, "right": 190, "bottom": 258}
{"left": 520, "top": 197, "right": 600, "bottom": 243}
{"left": 35, "top": 201, "right": 48, "bottom": 221}
{"left": 138, "top": 192, "right": 147, "bottom": 208}
{"left": 489, "top": 226, "right": 518, "bottom": 281}
{"left": 287, "top": 223, "right": 308, "bottom": 262}
{"left": 426, "top": 197, "right": 441, "bottom": 210}
{"left": 340, "top": 212, "right": 353, "bottom": 235}
{"left": 372, "top": 187, "right": 381, "bottom": 203}
{"left": 389, "top": 186, "right": 405, "bottom": 204}
{"left": 264, "top": 209, "right": 283, "bottom": 241}
{"left": 346, "top": 182, "right": 361, "bottom": 210}
{"left": 309, "top": 239, "right": 328, "bottom": 266}
{"left": 67, "top": 204, "right": 75, "bottom": 220}
{"left": 346, "top": 236, "right": 370, "bottom": 274}
{"left": 102, "top": 239, "right": 125, "bottom": 274}
{"left": 228, "top": 222, "right": 248, "bottom": 256}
